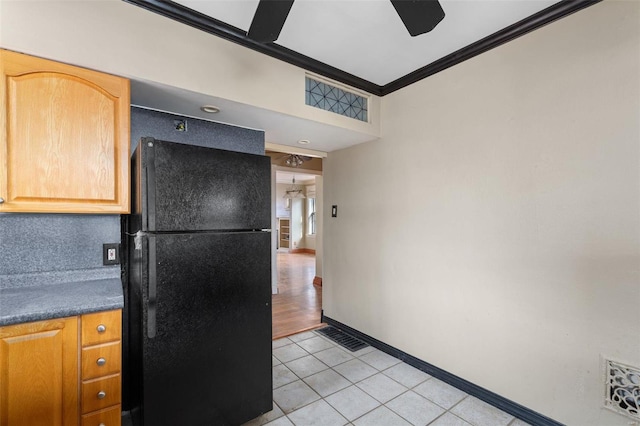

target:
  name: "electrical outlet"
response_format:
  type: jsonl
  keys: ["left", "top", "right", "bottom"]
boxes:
{"left": 103, "top": 243, "right": 120, "bottom": 265}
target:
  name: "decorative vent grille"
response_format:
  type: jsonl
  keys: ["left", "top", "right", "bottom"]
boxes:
{"left": 605, "top": 359, "right": 640, "bottom": 420}
{"left": 305, "top": 77, "right": 368, "bottom": 122}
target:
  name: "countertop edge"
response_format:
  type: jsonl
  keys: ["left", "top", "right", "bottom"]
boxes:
{"left": 0, "top": 278, "right": 124, "bottom": 327}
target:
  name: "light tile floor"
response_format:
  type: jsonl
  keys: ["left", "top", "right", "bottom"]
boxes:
{"left": 244, "top": 329, "right": 532, "bottom": 426}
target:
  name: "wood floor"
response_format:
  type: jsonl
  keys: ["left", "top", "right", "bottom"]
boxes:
{"left": 272, "top": 252, "right": 323, "bottom": 340}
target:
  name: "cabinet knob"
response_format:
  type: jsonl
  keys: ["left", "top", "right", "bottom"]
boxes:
{"left": 96, "top": 357, "right": 107, "bottom": 366}
{"left": 97, "top": 390, "right": 106, "bottom": 399}
{"left": 96, "top": 324, "right": 107, "bottom": 333}
{"left": 0, "top": 197, "right": 4, "bottom": 204}
{"left": 99, "top": 424, "right": 106, "bottom": 426}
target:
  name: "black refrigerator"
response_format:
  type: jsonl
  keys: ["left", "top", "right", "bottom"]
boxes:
{"left": 124, "top": 138, "right": 272, "bottom": 426}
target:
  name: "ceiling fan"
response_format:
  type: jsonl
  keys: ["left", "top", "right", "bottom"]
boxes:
{"left": 247, "top": 0, "right": 446, "bottom": 43}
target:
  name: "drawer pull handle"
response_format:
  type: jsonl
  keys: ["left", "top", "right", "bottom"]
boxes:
{"left": 99, "top": 424, "right": 106, "bottom": 426}
{"left": 97, "top": 390, "right": 106, "bottom": 399}
{"left": 96, "top": 357, "right": 107, "bottom": 366}
{"left": 97, "top": 324, "right": 107, "bottom": 333}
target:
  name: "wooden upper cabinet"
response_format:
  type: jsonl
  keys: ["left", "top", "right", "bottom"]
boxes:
{"left": 0, "top": 49, "right": 130, "bottom": 213}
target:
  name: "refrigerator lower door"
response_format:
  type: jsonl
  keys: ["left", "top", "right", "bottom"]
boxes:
{"left": 138, "top": 231, "right": 272, "bottom": 426}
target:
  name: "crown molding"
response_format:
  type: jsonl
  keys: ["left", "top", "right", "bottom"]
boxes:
{"left": 123, "top": 0, "right": 382, "bottom": 95}
{"left": 124, "top": 0, "right": 601, "bottom": 97}
{"left": 382, "top": 0, "right": 602, "bottom": 95}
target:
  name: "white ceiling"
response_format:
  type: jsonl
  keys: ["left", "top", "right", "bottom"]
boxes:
{"left": 175, "top": 0, "right": 560, "bottom": 86}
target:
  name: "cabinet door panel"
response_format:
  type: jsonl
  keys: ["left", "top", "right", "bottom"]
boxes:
{"left": 0, "top": 49, "right": 130, "bottom": 213}
{"left": 0, "top": 317, "right": 78, "bottom": 426}
{"left": 7, "top": 73, "right": 116, "bottom": 202}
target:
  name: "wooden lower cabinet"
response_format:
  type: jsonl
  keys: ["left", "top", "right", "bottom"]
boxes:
{"left": 0, "top": 309, "right": 122, "bottom": 426}
{"left": 0, "top": 317, "right": 79, "bottom": 426}
{"left": 80, "top": 310, "right": 122, "bottom": 426}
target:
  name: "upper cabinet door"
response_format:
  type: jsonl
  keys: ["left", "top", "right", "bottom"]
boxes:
{"left": 0, "top": 49, "right": 130, "bottom": 213}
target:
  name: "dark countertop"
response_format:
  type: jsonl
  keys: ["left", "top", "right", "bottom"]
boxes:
{"left": 0, "top": 278, "right": 124, "bottom": 326}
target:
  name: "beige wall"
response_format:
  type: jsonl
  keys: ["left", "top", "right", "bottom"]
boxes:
{"left": 302, "top": 185, "right": 317, "bottom": 251}
{"left": 323, "top": 2, "right": 640, "bottom": 425}
{"left": 275, "top": 183, "right": 292, "bottom": 219}
{"left": 290, "top": 198, "right": 305, "bottom": 250}
{"left": 0, "top": 0, "right": 379, "bottom": 140}
{"left": 315, "top": 176, "right": 324, "bottom": 278}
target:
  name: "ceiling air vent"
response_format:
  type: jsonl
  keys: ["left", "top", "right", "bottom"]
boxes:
{"left": 305, "top": 76, "right": 368, "bottom": 122}
{"left": 604, "top": 358, "right": 640, "bottom": 421}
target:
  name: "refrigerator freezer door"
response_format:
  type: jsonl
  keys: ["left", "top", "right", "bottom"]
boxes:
{"left": 138, "top": 231, "right": 272, "bottom": 426}
{"left": 139, "top": 139, "right": 271, "bottom": 232}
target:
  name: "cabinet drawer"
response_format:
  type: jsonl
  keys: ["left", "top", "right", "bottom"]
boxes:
{"left": 81, "top": 404, "right": 121, "bottom": 426}
{"left": 82, "top": 341, "right": 121, "bottom": 380}
{"left": 82, "top": 311, "right": 121, "bottom": 346}
{"left": 82, "top": 374, "right": 121, "bottom": 414}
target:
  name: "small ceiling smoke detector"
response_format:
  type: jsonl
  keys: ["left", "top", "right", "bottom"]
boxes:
{"left": 297, "top": 139, "right": 311, "bottom": 145}
{"left": 201, "top": 105, "right": 220, "bottom": 113}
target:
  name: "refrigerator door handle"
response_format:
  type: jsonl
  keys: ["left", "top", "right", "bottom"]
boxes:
{"left": 145, "top": 140, "right": 157, "bottom": 232}
{"left": 147, "top": 235, "right": 157, "bottom": 338}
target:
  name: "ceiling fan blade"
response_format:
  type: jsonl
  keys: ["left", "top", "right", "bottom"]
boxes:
{"left": 390, "top": 0, "right": 445, "bottom": 37}
{"left": 247, "top": 0, "right": 295, "bottom": 43}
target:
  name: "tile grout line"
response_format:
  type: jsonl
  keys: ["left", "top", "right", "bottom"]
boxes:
{"left": 272, "top": 331, "right": 506, "bottom": 426}
{"left": 276, "top": 339, "right": 389, "bottom": 424}
{"left": 275, "top": 332, "right": 410, "bottom": 417}
{"left": 273, "top": 333, "right": 381, "bottom": 424}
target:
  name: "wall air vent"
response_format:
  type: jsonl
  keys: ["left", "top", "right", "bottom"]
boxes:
{"left": 604, "top": 358, "right": 640, "bottom": 421}
{"left": 305, "top": 76, "right": 368, "bottom": 122}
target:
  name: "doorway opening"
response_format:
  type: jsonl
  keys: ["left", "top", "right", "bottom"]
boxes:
{"left": 268, "top": 150, "right": 324, "bottom": 339}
